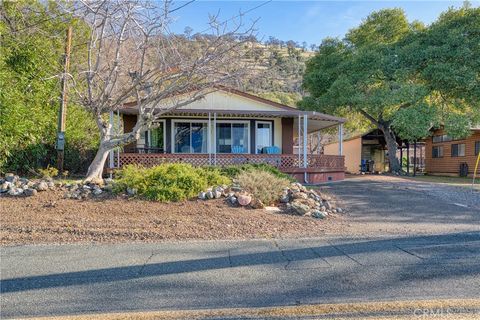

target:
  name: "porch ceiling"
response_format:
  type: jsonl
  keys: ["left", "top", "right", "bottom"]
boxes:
{"left": 120, "top": 108, "right": 344, "bottom": 131}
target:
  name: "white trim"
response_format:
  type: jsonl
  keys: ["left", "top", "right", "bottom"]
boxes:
{"left": 338, "top": 123, "right": 344, "bottom": 156}
{"left": 255, "top": 120, "right": 273, "bottom": 154}
{"left": 147, "top": 119, "right": 166, "bottom": 153}
{"left": 171, "top": 119, "right": 209, "bottom": 154}
{"left": 215, "top": 120, "right": 251, "bottom": 154}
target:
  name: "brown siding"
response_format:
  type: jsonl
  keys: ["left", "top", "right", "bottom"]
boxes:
{"left": 425, "top": 129, "right": 480, "bottom": 176}
{"left": 281, "top": 117, "right": 294, "bottom": 154}
{"left": 123, "top": 114, "right": 137, "bottom": 150}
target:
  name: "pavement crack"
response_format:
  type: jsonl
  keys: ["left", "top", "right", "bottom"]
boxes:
{"left": 227, "top": 249, "right": 233, "bottom": 267}
{"left": 327, "top": 241, "right": 363, "bottom": 266}
{"left": 272, "top": 240, "right": 292, "bottom": 270}
{"left": 137, "top": 252, "right": 155, "bottom": 275}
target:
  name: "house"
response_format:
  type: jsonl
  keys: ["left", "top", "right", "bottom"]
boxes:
{"left": 425, "top": 127, "right": 480, "bottom": 177}
{"left": 113, "top": 87, "right": 346, "bottom": 183}
{"left": 324, "top": 129, "right": 425, "bottom": 174}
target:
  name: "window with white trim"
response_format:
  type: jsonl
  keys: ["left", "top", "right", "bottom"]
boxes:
{"left": 216, "top": 121, "right": 250, "bottom": 154}
{"left": 173, "top": 120, "right": 208, "bottom": 153}
{"left": 255, "top": 121, "right": 272, "bottom": 153}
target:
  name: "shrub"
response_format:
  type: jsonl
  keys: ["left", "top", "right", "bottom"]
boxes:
{"left": 235, "top": 169, "right": 290, "bottom": 205}
{"left": 219, "top": 163, "right": 295, "bottom": 181}
{"left": 38, "top": 165, "right": 58, "bottom": 178}
{"left": 114, "top": 163, "right": 230, "bottom": 202}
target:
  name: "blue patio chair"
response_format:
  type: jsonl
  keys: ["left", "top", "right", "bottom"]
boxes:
{"left": 231, "top": 145, "right": 246, "bottom": 165}
{"left": 261, "top": 146, "right": 281, "bottom": 167}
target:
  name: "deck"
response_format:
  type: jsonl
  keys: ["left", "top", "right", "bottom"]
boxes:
{"left": 115, "top": 153, "right": 345, "bottom": 183}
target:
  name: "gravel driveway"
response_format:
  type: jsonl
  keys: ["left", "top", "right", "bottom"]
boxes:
{"left": 320, "top": 175, "right": 480, "bottom": 236}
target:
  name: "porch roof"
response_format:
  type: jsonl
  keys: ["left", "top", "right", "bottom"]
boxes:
{"left": 120, "top": 107, "right": 344, "bottom": 132}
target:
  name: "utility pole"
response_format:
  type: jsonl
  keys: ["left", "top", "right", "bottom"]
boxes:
{"left": 56, "top": 25, "right": 72, "bottom": 173}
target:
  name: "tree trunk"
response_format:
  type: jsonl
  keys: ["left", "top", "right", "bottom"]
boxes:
{"left": 379, "top": 124, "right": 401, "bottom": 173}
{"left": 85, "top": 145, "right": 111, "bottom": 182}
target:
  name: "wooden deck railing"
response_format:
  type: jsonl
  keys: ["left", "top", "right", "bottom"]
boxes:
{"left": 115, "top": 153, "right": 345, "bottom": 172}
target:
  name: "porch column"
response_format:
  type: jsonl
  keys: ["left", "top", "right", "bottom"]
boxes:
{"left": 303, "top": 114, "right": 308, "bottom": 168}
{"left": 338, "top": 123, "right": 344, "bottom": 156}
{"left": 213, "top": 112, "right": 217, "bottom": 166}
{"left": 208, "top": 112, "right": 212, "bottom": 165}
{"left": 298, "top": 114, "right": 301, "bottom": 167}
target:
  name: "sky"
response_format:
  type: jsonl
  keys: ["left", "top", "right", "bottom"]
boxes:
{"left": 168, "top": 0, "right": 478, "bottom": 45}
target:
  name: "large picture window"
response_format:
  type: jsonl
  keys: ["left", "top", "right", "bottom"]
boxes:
{"left": 216, "top": 121, "right": 249, "bottom": 153}
{"left": 255, "top": 121, "right": 273, "bottom": 153}
{"left": 173, "top": 121, "right": 208, "bottom": 153}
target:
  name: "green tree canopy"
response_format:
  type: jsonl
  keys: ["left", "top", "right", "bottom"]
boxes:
{"left": 300, "top": 6, "right": 480, "bottom": 172}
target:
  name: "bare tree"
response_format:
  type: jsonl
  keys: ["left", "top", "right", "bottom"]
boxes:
{"left": 68, "top": 0, "right": 255, "bottom": 181}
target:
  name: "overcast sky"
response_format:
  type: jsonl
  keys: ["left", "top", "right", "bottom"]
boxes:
{"left": 169, "top": 0, "right": 478, "bottom": 45}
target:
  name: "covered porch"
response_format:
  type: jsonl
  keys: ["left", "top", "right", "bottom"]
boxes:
{"left": 112, "top": 106, "right": 346, "bottom": 183}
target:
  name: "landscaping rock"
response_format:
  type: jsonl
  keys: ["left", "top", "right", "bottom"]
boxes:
{"left": 227, "top": 195, "right": 238, "bottom": 206}
{"left": 311, "top": 210, "right": 328, "bottom": 219}
{"left": 290, "top": 201, "right": 310, "bottom": 215}
{"left": 337, "top": 208, "right": 343, "bottom": 213}
{"left": 34, "top": 181, "right": 49, "bottom": 191}
{"left": 47, "top": 181, "right": 55, "bottom": 189}
{"left": 0, "top": 182, "right": 12, "bottom": 193}
{"left": 323, "top": 200, "right": 332, "bottom": 210}
{"left": 5, "top": 173, "right": 16, "bottom": 183}
{"left": 205, "top": 190, "right": 214, "bottom": 200}
{"left": 237, "top": 194, "right": 252, "bottom": 206}
{"left": 280, "top": 193, "right": 291, "bottom": 203}
{"left": 92, "top": 188, "right": 103, "bottom": 196}
{"left": 8, "top": 187, "right": 23, "bottom": 196}
{"left": 198, "top": 192, "right": 207, "bottom": 200}
{"left": 24, "top": 188, "right": 37, "bottom": 197}
{"left": 250, "top": 198, "right": 265, "bottom": 209}
{"left": 213, "top": 190, "right": 222, "bottom": 199}
{"left": 126, "top": 187, "right": 137, "bottom": 196}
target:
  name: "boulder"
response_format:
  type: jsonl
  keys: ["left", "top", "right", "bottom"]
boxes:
{"left": 280, "top": 193, "right": 290, "bottom": 203}
{"left": 5, "top": 173, "right": 16, "bottom": 183}
{"left": 311, "top": 210, "right": 328, "bottom": 219}
{"left": 250, "top": 198, "right": 265, "bottom": 209}
{"left": 34, "top": 181, "right": 49, "bottom": 191}
{"left": 126, "top": 187, "right": 137, "bottom": 195}
{"left": 227, "top": 195, "right": 238, "bottom": 206}
{"left": 0, "top": 181, "right": 12, "bottom": 193}
{"left": 205, "top": 190, "right": 214, "bottom": 200}
{"left": 198, "top": 192, "right": 207, "bottom": 200}
{"left": 92, "top": 188, "right": 103, "bottom": 196}
{"left": 213, "top": 190, "right": 222, "bottom": 199}
{"left": 237, "top": 194, "right": 252, "bottom": 206}
{"left": 293, "top": 192, "right": 308, "bottom": 200}
{"left": 8, "top": 187, "right": 23, "bottom": 196}
{"left": 24, "top": 188, "right": 37, "bottom": 197}
{"left": 290, "top": 201, "right": 310, "bottom": 215}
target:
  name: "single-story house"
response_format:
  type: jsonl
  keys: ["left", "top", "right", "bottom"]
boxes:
{"left": 425, "top": 127, "right": 480, "bottom": 177}
{"left": 112, "top": 87, "right": 346, "bottom": 183}
{"left": 324, "top": 129, "right": 425, "bottom": 174}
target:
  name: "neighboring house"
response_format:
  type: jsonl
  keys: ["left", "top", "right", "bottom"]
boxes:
{"left": 425, "top": 128, "right": 480, "bottom": 177}
{"left": 113, "top": 87, "right": 346, "bottom": 183}
{"left": 324, "top": 129, "right": 425, "bottom": 174}
{"left": 324, "top": 129, "right": 389, "bottom": 174}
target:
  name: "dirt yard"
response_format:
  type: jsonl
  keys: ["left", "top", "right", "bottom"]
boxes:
{"left": 0, "top": 190, "right": 346, "bottom": 246}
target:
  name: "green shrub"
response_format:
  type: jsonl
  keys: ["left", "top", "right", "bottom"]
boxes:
{"left": 114, "top": 163, "right": 230, "bottom": 202}
{"left": 236, "top": 169, "right": 290, "bottom": 205}
{"left": 38, "top": 165, "right": 58, "bottom": 178}
{"left": 218, "top": 163, "right": 295, "bottom": 181}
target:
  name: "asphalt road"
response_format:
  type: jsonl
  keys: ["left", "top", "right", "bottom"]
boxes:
{"left": 1, "top": 232, "right": 480, "bottom": 318}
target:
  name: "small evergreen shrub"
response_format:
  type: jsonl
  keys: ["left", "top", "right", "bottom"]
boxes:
{"left": 38, "top": 165, "right": 59, "bottom": 178}
{"left": 114, "top": 163, "right": 230, "bottom": 202}
{"left": 236, "top": 169, "right": 290, "bottom": 205}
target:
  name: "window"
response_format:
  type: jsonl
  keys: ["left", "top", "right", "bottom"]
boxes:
{"left": 147, "top": 121, "right": 165, "bottom": 152}
{"left": 432, "top": 134, "right": 452, "bottom": 143}
{"left": 216, "top": 122, "right": 249, "bottom": 153}
{"left": 173, "top": 121, "right": 207, "bottom": 153}
{"left": 451, "top": 143, "right": 465, "bottom": 157}
{"left": 255, "top": 121, "right": 273, "bottom": 153}
{"left": 432, "top": 146, "right": 444, "bottom": 158}
{"left": 476, "top": 141, "right": 480, "bottom": 156}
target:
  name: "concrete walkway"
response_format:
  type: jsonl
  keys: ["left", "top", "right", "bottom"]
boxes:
{"left": 1, "top": 233, "right": 479, "bottom": 318}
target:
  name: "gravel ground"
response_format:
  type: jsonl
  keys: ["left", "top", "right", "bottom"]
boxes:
{"left": 320, "top": 175, "right": 480, "bottom": 236}
{"left": 0, "top": 191, "right": 345, "bottom": 246}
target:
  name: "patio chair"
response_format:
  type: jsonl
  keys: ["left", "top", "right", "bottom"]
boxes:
{"left": 231, "top": 145, "right": 247, "bottom": 165}
{"left": 261, "top": 146, "right": 281, "bottom": 167}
